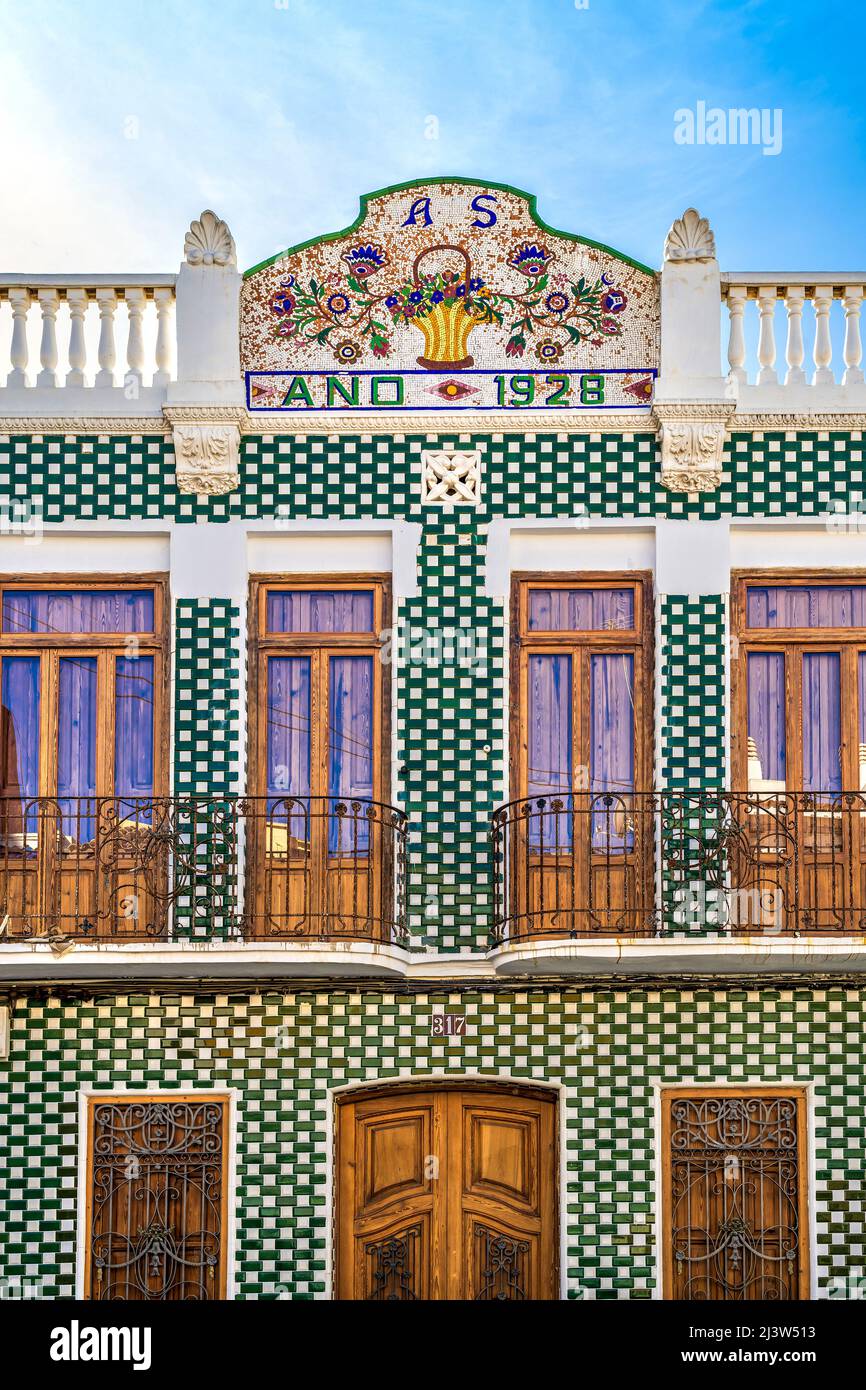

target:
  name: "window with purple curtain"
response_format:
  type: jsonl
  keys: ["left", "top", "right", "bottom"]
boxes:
{"left": 266, "top": 590, "right": 374, "bottom": 634}
{"left": 58, "top": 656, "right": 97, "bottom": 841}
{"left": 329, "top": 655, "right": 374, "bottom": 854}
{"left": 0, "top": 656, "right": 40, "bottom": 840}
{"left": 2, "top": 589, "right": 154, "bottom": 634}
{"left": 114, "top": 657, "right": 154, "bottom": 823}
{"left": 802, "top": 652, "right": 841, "bottom": 796}
{"left": 528, "top": 588, "right": 634, "bottom": 632}
{"left": 746, "top": 586, "right": 866, "bottom": 629}
{"left": 859, "top": 652, "right": 866, "bottom": 790}
{"left": 527, "top": 653, "right": 572, "bottom": 850}
{"left": 590, "top": 654, "right": 634, "bottom": 849}
{"left": 267, "top": 656, "right": 311, "bottom": 847}
{"left": 747, "top": 652, "right": 786, "bottom": 788}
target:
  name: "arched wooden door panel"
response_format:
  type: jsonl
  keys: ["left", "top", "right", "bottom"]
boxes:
{"left": 336, "top": 1084, "right": 557, "bottom": 1300}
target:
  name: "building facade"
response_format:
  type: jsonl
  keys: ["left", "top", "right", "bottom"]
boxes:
{"left": 0, "top": 180, "right": 864, "bottom": 1301}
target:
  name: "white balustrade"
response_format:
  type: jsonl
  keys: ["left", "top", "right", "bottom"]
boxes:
{"left": 722, "top": 274, "right": 866, "bottom": 396}
{"left": 843, "top": 286, "right": 865, "bottom": 385}
{"left": 0, "top": 276, "right": 177, "bottom": 395}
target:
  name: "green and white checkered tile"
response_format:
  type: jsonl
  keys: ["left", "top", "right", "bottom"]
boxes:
{"left": 1, "top": 987, "right": 862, "bottom": 1300}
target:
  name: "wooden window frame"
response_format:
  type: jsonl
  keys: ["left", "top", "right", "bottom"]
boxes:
{"left": 0, "top": 573, "right": 170, "bottom": 800}
{"left": 509, "top": 572, "right": 655, "bottom": 800}
{"left": 731, "top": 569, "right": 866, "bottom": 791}
{"left": 246, "top": 574, "right": 392, "bottom": 808}
{"left": 660, "top": 1084, "right": 810, "bottom": 1301}
{"left": 81, "top": 1091, "right": 231, "bottom": 1301}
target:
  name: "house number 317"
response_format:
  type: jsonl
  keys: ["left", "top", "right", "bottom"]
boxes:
{"left": 431, "top": 1014, "right": 467, "bottom": 1037}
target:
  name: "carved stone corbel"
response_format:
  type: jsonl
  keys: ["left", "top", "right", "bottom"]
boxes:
{"left": 652, "top": 402, "right": 733, "bottom": 493}
{"left": 164, "top": 406, "right": 246, "bottom": 494}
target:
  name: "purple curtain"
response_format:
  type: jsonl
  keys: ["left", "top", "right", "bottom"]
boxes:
{"left": 2, "top": 589, "right": 154, "bottom": 634}
{"left": 747, "top": 652, "right": 786, "bottom": 784}
{"left": 266, "top": 590, "right": 374, "bottom": 634}
{"left": 528, "top": 653, "right": 572, "bottom": 849}
{"left": 329, "top": 655, "right": 373, "bottom": 854}
{"left": 267, "top": 656, "right": 311, "bottom": 842}
{"left": 58, "top": 656, "right": 97, "bottom": 840}
{"left": 528, "top": 588, "right": 634, "bottom": 632}
{"left": 114, "top": 656, "right": 154, "bottom": 820}
{"left": 1, "top": 656, "right": 40, "bottom": 837}
{"left": 590, "top": 654, "right": 634, "bottom": 849}
{"left": 747, "top": 586, "right": 866, "bottom": 629}
{"left": 802, "top": 652, "right": 841, "bottom": 795}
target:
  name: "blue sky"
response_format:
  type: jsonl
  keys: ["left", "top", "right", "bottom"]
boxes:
{"left": 2, "top": 0, "right": 865, "bottom": 273}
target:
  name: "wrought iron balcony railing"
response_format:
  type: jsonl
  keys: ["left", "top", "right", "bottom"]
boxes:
{"left": 241, "top": 794, "right": 407, "bottom": 943}
{"left": 0, "top": 794, "right": 407, "bottom": 945}
{"left": 490, "top": 790, "right": 866, "bottom": 943}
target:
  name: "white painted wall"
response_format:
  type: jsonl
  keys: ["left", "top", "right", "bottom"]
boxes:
{"left": 730, "top": 523, "right": 866, "bottom": 570}
{"left": 247, "top": 530, "right": 392, "bottom": 575}
{"left": 509, "top": 526, "right": 656, "bottom": 575}
{"left": 0, "top": 531, "right": 170, "bottom": 573}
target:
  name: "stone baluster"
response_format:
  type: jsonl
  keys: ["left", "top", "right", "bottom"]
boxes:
{"left": 153, "top": 287, "right": 174, "bottom": 385}
{"left": 726, "top": 286, "right": 748, "bottom": 384}
{"left": 842, "top": 285, "right": 864, "bottom": 386}
{"left": 812, "top": 286, "right": 834, "bottom": 385}
{"left": 124, "top": 287, "right": 146, "bottom": 388}
{"left": 36, "top": 288, "right": 60, "bottom": 387}
{"left": 65, "top": 288, "right": 89, "bottom": 386}
{"left": 6, "top": 287, "right": 31, "bottom": 387}
{"left": 756, "top": 286, "right": 778, "bottom": 384}
{"left": 94, "top": 288, "right": 118, "bottom": 387}
{"left": 783, "top": 285, "right": 806, "bottom": 385}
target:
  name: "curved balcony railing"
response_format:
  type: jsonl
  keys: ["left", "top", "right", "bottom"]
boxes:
{"left": 240, "top": 795, "right": 407, "bottom": 943}
{"left": 0, "top": 794, "right": 407, "bottom": 946}
{"left": 490, "top": 790, "right": 866, "bottom": 944}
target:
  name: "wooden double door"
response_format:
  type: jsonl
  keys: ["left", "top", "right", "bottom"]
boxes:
{"left": 336, "top": 1084, "right": 557, "bottom": 1300}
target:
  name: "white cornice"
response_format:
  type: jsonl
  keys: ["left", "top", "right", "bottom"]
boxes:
{"left": 1, "top": 406, "right": 865, "bottom": 441}
{"left": 0, "top": 416, "right": 169, "bottom": 435}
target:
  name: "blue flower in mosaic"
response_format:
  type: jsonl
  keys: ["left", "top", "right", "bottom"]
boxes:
{"left": 341, "top": 242, "right": 388, "bottom": 278}
{"left": 327, "top": 292, "right": 351, "bottom": 315}
{"left": 508, "top": 242, "right": 551, "bottom": 277}
{"left": 545, "top": 291, "right": 569, "bottom": 314}
{"left": 270, "top": 288, "right": 296, "bottom": 316}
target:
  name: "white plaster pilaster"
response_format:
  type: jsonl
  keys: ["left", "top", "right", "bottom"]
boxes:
{"left": 654, "top": 518, "right": 731, "bottom": 597}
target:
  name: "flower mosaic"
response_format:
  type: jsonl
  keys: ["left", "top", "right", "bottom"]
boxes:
{"left": 240, "top": 180, "right": 659, "bottom": 376}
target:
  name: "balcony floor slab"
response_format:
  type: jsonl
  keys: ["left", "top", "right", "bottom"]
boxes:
{"left": 0, "top": 939, "right": 413, "bottom": 982}
{"left": 488, "top": 936, "right": 866, "bottom": 976}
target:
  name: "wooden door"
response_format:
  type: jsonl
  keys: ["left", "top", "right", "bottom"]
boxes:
{"left": 731, "top": 574, "right": 866, "bottom": 933}
{"left": 662, "top": 1087, "right": 809, "bottom": 1300}
{"left": 508, "top": 576, "right": 654, "bottom": 940}
{"left": 246, "top": 578, "right": 390, "bottom": 940}
{"left": 336, "top": 1085, "right": 557, "bottom": 1300}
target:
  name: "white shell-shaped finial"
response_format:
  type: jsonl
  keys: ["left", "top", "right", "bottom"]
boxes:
{"left": 664, "top": 208, "right": 716, "bottom": 263}
{"left": 184, "top": 210, "right": 236, "bottom": 267}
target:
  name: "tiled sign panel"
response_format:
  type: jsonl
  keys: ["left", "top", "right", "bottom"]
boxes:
{"left": 246, "top": 367, "right": 657, "bottom": 413}
{"left": 240, "top": 180, "right": 660, "bottom": 410}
